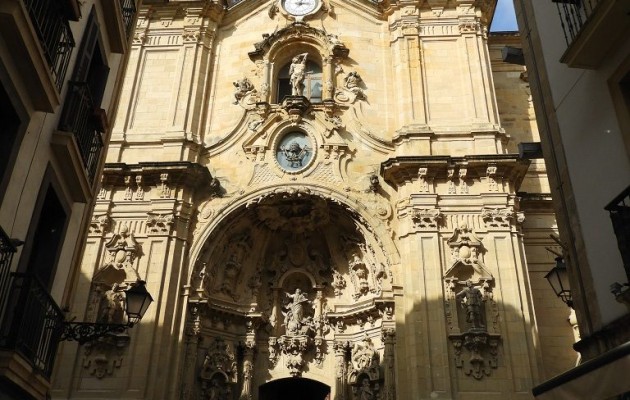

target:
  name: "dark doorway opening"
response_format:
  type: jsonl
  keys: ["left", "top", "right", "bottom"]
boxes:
{"left": 26, "top": 186, "right": 68, "bottom": 289}
{"left": 259, "top": 377, "right": 330, "bottom": 400}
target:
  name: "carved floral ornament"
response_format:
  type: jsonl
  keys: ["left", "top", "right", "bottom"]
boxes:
{"left": 89, "top": 213, "right": 111, "bottom": 235}
{"left": 481, "top": 206, "right": 524, "bottom": 228}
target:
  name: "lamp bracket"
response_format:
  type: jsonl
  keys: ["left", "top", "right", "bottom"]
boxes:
{"left": 61, "top": 321, "right": 128, "bottom": 344}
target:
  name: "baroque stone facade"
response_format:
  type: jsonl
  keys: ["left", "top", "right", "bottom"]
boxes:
{"left": 53, "top": 1, "right": 576, "bottom": 399}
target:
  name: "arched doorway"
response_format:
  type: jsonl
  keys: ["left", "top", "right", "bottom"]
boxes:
{"left": 185, "top": 190, "right": 397, "bottom": 399}
{"left": 259, "top": 378, "right": 329, "bottom": 400}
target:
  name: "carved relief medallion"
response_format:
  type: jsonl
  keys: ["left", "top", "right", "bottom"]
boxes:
{"left": 276, "top": 131, "right": 314, "bottom": 172}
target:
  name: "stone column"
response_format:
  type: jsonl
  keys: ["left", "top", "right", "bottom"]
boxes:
{"left": 270, "top": 287, "right": 280, "bottom": 336}
{"left": 382, "top": 329, "right": 396, "bottom": 400}
{"left": 322, "top": 56, "right": 335, "bottom": 101}
{"left": 333, "top": 341, "right": 349, "bottom": 400}
{"left": 180, "top": 304, "right": 202, "bottom": 400}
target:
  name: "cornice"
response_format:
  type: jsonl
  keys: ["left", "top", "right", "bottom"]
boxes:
{"left": 102, "top": 161, "right": 213, "bottom": 188}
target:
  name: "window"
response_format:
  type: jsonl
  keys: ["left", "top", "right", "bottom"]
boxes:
{"left": 73, "top": 7, "right": 110, "bottom": 107}
{"left": 0, "top": 83, "right": 22, "bottom": 201}
{"left": 608, "top": 56, "right": 630, "bottom": 159}
{"left": 58, "top": 7, "right": 110, "bottom": 181}
{"left": 19, "top": 184, "right": 69, "bottom": 290}
{"left": 277, "top": 60, "right": 323, "bottom": 103}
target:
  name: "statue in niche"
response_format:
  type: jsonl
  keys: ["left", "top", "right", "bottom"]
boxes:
{"left": 456, "top": 280, "right": 485, "bottom": 330}
{"left": 357, "top": 377, "right": 375, "bottom": 400}
{"left": 199, "top": 338, "right": 237, "bottom": 397}
{"left": 349, "top": 338, "right": 381, "bottom": 400}
{"left": 331, "top": 271, "right": 346, "bottom": 296}
{"left": 289, "top": 53, "right": 308, "bottom": 96}
{"left": 283, "top": 288, "right": 312, "bottom": 335}
{"left": 232, "top": 77, "right": 255, "bottom": 104}
{"left": 349, "top": 253, "right": 370, "bottom": 299}
{"left": 221, "top": 262, "right": 240, "bottom": 298}
{"left": 206, "top": 375, "right": 231, "bottom": 400}
{"left": 99, "top": 283, "right": 125, "bottom": 324}
{"left": 216, "top": 232, "right": 251, "bottom": 299}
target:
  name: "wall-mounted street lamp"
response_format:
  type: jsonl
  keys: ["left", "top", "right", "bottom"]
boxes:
{"left": 545, "top": 257, "right": 573, "bottom": 308}
{"left": 61, "top": 280, "right": 153, "bottom": 344}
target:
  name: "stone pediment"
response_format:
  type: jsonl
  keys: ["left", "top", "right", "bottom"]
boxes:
{"left": 444, "top": 225, "right": 493, "bottom": 283}
{"left": 248, "top": 22, "right": 349, "bottom": 61}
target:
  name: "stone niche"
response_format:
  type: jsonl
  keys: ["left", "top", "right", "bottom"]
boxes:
{"left": 443, "top": 224, "right": 501, "bottom": 380}
{"left": 82, "top": 223, "right": 142, "bottom": 379}
{"left": 186, "top": 191, "right": 396, "bottom": 399}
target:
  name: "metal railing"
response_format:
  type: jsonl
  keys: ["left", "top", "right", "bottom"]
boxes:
{"left": 120, "top": 0, "right": 137, "bottom": 39}
{"left": 605, "top": 185, "right": 630, "bottom": 282}
{"left": 553, "top": 0, "right": 600, "bottom": 47}
{"left": 22, "top": 0, "right": 76, "bottom": 92}
{"left": 0, "top": 273, "right": 64, "bottom": 379}
{"left": 59, "top": 81, "right": 105, "bottom": 183}
{"left": 0, "top": 227, "right": 18, "bottom": 325}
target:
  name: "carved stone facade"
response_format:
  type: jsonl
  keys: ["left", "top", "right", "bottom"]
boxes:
{"left": 53, "top": 2, "right": 577, "bottom": 399}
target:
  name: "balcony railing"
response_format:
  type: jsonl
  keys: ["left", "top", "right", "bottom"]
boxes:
{"left": 605, "top": 185, "right": 630, "bottom": 282}
{"left": 22, "top": 0, "right": 76, "bottom": 92}
{"left": 0, "top": 273, "right": 64, "bottom": 379}
{"left": 553, "top": 0, "right": 600, "bottom": 46}
{"left": 0, "top": 227, "right": 18, "bottom": 324}
{"left": 59, "top": 81, "right": 106, "bottom": 183}
{"left": 121, "top": 0, "right": 137, "bottom": 39}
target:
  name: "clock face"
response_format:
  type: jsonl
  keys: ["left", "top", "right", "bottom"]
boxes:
{"left": 283, "top": 0, "right": 318, "bottom": 16}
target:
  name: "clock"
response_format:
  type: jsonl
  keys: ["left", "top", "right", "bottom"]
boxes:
{"left": 282, "top": 0, "right": 319, "bottom": 17}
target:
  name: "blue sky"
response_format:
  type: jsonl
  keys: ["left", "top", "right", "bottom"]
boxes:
{"left": 490, "top": 0, "right": 518, "bottom": 32}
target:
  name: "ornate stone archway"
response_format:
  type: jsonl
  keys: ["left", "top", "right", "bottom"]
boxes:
{"left": 181, "top": 189, "right": 398, "bottom": 400}
{"left": 259, "top": 377, "right": 330, "bottom": 400}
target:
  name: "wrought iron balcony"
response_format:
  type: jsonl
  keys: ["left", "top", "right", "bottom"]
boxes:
{"left": 553, "top": 0, "right": 600, "bottom": 46}
{"left": 0, "top": 227, "right": 18, "bottom": 321}
{"left": 121, "top": 0, "right": 137, "bottom": 38}
{"left": 0, "top": 273, "right": 64, "bottom": 379}
{"left": 102, "top": 0, "right": 138, "bottom": 52}
{"left": 605, "top": 185, "right": 630, "bottom": 282}
{"left": 553, "top": 0, "right": 630, "bottom": 68}
{"left": 59, "top": 81, "right": 106, "bottom": 183}
{"left": 22, "top": 0, "right": 75, "bottom": 91}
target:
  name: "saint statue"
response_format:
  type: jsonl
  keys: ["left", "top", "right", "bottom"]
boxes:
{"left": 358, "top": 378, "right": 374, "bottom": 400}
{"left": 232, "top": 77, "right": 254, "bottom": 104}
{"left": 289, "top": 53, "right": 308, "bottom": 96}
{"left": 100, "top": 283, "right": 125, "bottom": 324}
{"left": 284, "top": 288, "right": 310, "bottom": 335}
{"left": 456, "top": 280, "right": 485, "bottom": 330}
